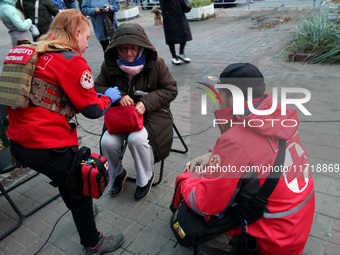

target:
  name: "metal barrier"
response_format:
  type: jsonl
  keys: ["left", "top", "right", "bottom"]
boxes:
{"left": 124, "top": 0, "right": 329, "bottom": 10}
{"left": 213, "top": 0, "right": 328, "bottom": 10}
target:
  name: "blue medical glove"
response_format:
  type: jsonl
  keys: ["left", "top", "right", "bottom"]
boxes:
{"left": 97, "top": 92, "right": 104, "bottom": 98}
{"left": 104, "top": 87, "right": 121, "bottom": 103}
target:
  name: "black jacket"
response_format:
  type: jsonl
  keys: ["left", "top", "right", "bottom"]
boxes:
{"left": 16, "top": 0, "right": 59, "bottom": 36}
{"left": 159, "top": 0, "right": 192, "bottom": 45}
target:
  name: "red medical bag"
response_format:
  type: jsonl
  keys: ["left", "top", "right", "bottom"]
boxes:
{"left": 81, "top": 153, "right": 109, "bottom": 199}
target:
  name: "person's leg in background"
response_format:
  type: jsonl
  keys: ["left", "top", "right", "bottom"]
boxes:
{"left": 177, "top": 41, "right": 191, "bottom": 63}
{"left": 169, "top": 43, "right": 181, "bottom": 65}
{"left": 204, "top": 233, "right": 232, "bottom": 251}
{"left": 100, "top": 40, "right": 110, "bottom": 52}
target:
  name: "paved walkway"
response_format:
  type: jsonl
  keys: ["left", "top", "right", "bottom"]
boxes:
{"left": 0, "top": 2, "right": 340, "bottom": 255}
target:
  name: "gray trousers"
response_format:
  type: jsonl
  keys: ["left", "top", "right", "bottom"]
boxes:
{"left": 101, "top": 127, "right": 153, "bottom": 187}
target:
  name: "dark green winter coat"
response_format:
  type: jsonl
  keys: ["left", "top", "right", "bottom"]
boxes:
{"left": 95, "top": 23, "right": 178, "bottom": 163}
{"left": 16, "top": 0, "right": 59, "bottom": 36}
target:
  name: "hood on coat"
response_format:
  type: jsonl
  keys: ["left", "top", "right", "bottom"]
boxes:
{"left": 214, "top": 93, "right": 299, "bottom": 140}
{"left": 104, "top": 23, "right": 157, "bottom": 70}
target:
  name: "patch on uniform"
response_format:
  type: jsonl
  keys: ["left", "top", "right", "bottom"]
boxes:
{"left": 4, "top": 46, "right": 35, "bottom": 64}
{"left": 36, "top": 53, "right": 53, "bottom": 70}
{"left": 80, "top": 70, "right": 94, "bottom": 89}
{"left": 283, "top": 142, "right": 309, "bottom": 193}
{"left": 209, "top": 153, "right": 221, "bottom": 167}
{"left": 104, "top": 162, "right": 109, "bottom": 171}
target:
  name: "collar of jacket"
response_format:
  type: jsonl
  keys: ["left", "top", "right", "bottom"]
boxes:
{"left": 107, "top": 55, "right": 155, "bottom": 75}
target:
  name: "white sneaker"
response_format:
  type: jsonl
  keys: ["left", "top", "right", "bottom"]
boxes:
{"left": 172, "top": 58, "right": 182, "bottom": 65}
{"left": 177, "top": 54, "right": 191, "bottom": 63}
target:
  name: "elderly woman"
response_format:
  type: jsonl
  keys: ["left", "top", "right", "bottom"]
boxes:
{"left": 95, "top": 23, "right": 178, "bottom": 201}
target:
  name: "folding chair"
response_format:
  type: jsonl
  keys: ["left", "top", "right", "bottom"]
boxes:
{"left": 100, "top": 122, "right": 188, "bottom": 187}
{"left": 121, "top": 122, "right": 188, "bottom": 186}
{"left": 0, "top": 105, "right": 61, "bottom": 241}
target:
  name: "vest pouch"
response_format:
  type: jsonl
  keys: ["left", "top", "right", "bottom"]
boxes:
{"left": 170, "top": 201, "right": 208, "bottom": 247}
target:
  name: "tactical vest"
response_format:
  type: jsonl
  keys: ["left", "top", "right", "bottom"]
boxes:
{"left": 0, "top": 40, "right": 77, "bottom": 120}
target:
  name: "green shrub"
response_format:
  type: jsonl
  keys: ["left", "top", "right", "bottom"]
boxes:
{"left": 283, "top": 9, "right": 340, "bottom": 64}
{"left": 120, "top": 2, "right": 132, "bottom": 10}
{"left": 190, "top": 0, "right": 213, "bottom": 8}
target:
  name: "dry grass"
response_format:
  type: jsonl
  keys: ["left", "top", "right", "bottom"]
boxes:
{"left": 249, "top": 16, "right": 292, "bottom": 29}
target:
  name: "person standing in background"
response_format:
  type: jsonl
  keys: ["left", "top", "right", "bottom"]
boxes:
{"left": 51, "top": 0, "right": 64, "bottom": 10}
{"left": 64, "top": 0, "right": 78, "bottom": 9}
{"left": 159, "top": 0, "right": 192, "bottom": 65}
{"left": 0, "top": 0, "right": 33, "bottom": 46}
{"left": 16, "top": 0, "right": 59, "bottom": 39}
{"left": 81, "top": 0, "right": 120, "bottom": 52}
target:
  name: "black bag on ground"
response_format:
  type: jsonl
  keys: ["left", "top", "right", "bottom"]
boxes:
{"left": 170, "top": 139, "right": 286, "bottom": 250}
{"left": 170, "top": 194, "right": 264, "bottom": 248}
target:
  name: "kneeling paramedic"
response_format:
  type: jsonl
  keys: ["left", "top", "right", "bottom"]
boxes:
{"left": 175, "top": 63, "right": 315, "bottom": 254}
{"left": 5, "top": 9, "right": 124, "bottom": 254}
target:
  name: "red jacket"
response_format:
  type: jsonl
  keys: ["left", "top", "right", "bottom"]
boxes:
{"left": 7, "top": 50, "right": 111, "bottom": 149}
{"left": 178, "top": 94, "right": 315, "bottom": 255}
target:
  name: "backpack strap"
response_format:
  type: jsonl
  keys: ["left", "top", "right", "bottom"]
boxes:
{"left": 251, "top": 139, "right": 286, "bottom": 211}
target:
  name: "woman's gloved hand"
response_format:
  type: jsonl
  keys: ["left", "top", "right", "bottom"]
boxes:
{"left": 104, "top": 87, "right": 121, "bottom": 103}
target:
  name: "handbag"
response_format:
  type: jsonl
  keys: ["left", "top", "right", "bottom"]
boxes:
{"left": 103, "top": 12, "right": 115, "bottom": 39}
{"left": 104, "top": 104, "right": 144, "bottom": 134}
{"left": 180, "top": 0, "right": 192, "bottom": 13}
{"left": 30, "top": 24, "right": 40, "bottom": 37}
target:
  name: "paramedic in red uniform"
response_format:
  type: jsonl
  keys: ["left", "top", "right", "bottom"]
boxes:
{"left": 179, "top": 63, "right": 315, "bottom": 254}
{"left": 6, "top": 9, "right": 124, "bottom": 254}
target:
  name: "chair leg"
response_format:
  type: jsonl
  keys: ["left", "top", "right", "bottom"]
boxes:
{"left": 0, "top": 171, "right": 61, "bottom": 217}
{"left": 118, "top": 122, "right": 188, "bottom": 187}
{"left": 152, "top": 159, "right": 164, "bottom": 186}
{"left": 171, "top": 123, "right": 188, "bottom": 154}
{"left": 122, "top": 137, "right": 163, "bottom": 187}
{"left": 4, "top": 171, "right": 39, "bottom": 193}
{"left": 22, "top": 193, "right": 61, "bottom": 217}
{"left": 126, "top": 159, "right": 164, "bottom": 187}
{"left": 0, "top": 183, "right": 23, "bottom": 241}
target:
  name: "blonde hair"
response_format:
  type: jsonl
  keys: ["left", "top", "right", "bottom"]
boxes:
{"left": 37, "top": 9, "right": 89, "bottom": 53}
